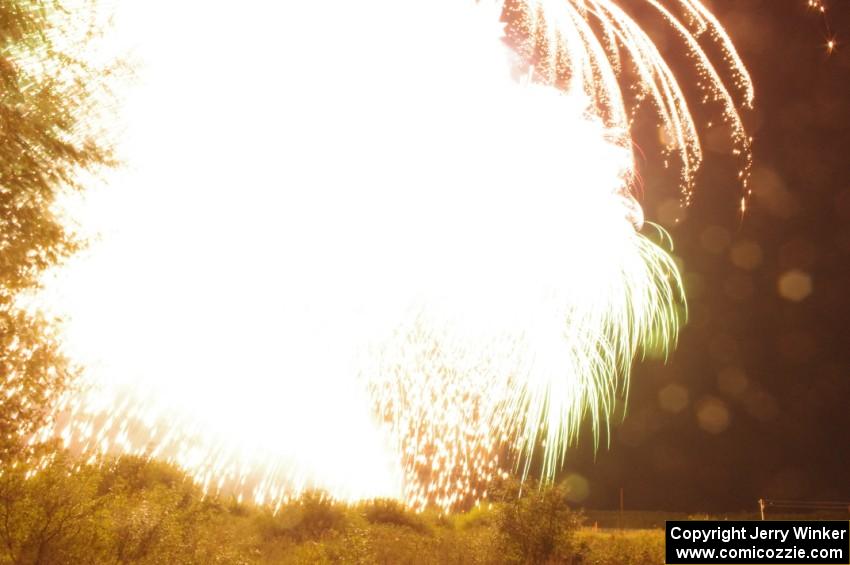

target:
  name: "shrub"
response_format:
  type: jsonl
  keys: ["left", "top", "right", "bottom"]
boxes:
{"left": 453, "top": 504, "right": 496, "bottom": 530}
{"left": 258, "top": 491, "right": 348, "bottom": 543}
{"left": 99, "top": 455, "right": 192, "bottom": 496}
{"left": 362, "top": 498, "right": 430, "bottom": 534}
{"left": 495, "top": 480, "right": 587, "bottom": 564}
{"left": 0, "top": 451, "right": 111, "bottom": 564}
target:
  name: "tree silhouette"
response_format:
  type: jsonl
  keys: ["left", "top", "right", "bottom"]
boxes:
{"left": 0, "top": 0, "right": 114, "bottom": 462}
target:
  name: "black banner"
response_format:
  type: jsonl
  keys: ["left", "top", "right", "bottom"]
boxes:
{"left": 666, "top": 521, "right": 849, "bottom": 564}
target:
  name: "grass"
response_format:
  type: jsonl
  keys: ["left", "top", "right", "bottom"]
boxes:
{"left": 578, "top": 528, "right": 665, "bottom": 565}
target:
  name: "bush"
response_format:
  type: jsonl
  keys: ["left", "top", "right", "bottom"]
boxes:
{"left": 258, "top": 491, "right": 348, "bottom": 543}
{"left": 296, "top": 491, "right": 348, "bottom": 540}
{"left": 453, "top": 504, "right": 496, "bottom": 530}
{"left": 0, "top": 451, "right": 111, "bottom": 564}
{"left": 362, "top": 498, "right": 430, "bottom": 534}
{"left": 99, "top": 455, "right": 192, "bottom": 496}
{"left": 495, "top": 480, "right": 587, "bottom": 564}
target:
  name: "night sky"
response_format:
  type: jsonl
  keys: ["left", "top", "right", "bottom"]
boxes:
{"left": 564, "top": 1, "right": 850, "bottom": 513}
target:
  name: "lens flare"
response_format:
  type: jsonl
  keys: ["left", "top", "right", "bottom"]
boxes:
{"left": 27, "top": 0, "right": 751, "bottom": 512}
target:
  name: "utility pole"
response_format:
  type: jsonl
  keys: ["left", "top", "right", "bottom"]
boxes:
{"left": 619, "top": 487, "right": 624, "bottom": 531}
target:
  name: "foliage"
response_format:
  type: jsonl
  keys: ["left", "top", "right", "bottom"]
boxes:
{"left": 0, "top": 452, "right": 743, "bottom": 564}
{"left": 98, "top": 456, "right": 190, "bottom": 496}
{"left": 493, "top": 479, "right": 587, "bottom": 564}
{"left": 0, "top": 311, "right": 68, "bottom": 461}
{"left": 361, "top": 498, "right": 430, "bottom": 534}
{"left": 256, "top": 490, "right": 347, "bottom": 543}
{"left": 0, "top": 0, "right": 115, "bottom": 462}
{"left": 0, "top": 449, "right": 110, "bottom": 564}
{"left": 0, "top": 453, "right": 257, "bottom": 565}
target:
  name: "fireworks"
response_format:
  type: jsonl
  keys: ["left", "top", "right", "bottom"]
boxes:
{"left": 807, "top": 0, "right": 839, "bottom": 54}
{"left": 30, "top": 0, "right": 751, "bottom": 512}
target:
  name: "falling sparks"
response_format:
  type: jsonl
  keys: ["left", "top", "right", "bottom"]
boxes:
{"left": 808, "top": 0, "right": 826, "bottom": 13}
{"left": 503, "top": 0, "right": 754, "bottom": 213}
{"left": 807, "top": 0, "right": 839, "bottom": 54}
{"left": 23, "top": 0, "right": 754, "bottom": 513}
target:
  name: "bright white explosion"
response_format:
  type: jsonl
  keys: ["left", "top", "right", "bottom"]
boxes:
{"left": 29, "top": 0, "right": 751, "bottom": 512}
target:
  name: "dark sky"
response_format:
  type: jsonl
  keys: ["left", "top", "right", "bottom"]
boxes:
{"left": 563, "top": 0, "right": 850, "bottom": 513}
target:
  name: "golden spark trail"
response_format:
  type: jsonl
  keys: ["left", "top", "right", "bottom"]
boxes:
{"left": 28, "top": 0, "right": 751, "bottom": 512}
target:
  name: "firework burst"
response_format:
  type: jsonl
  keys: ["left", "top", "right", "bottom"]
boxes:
{"left": 28, "top": 0, "right": 751, "bottom": 512}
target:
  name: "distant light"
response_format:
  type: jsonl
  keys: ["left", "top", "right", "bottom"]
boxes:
{"left": 562, "top": 473, "right": 590, "bottom": 503}
{"left": 729, "top": 240, "right": 763, "bottom": 270}
{"left": 717, "top": 367, "right": 749, "bottom": 398}
{"left": 777, "top": 269, "right": 813, "bottom": 302}
{"left": 658, "top": 384, "right": 689, "bottom": 414}
{"left": 696, "top": 397, "right": 731, "bottom": 434}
